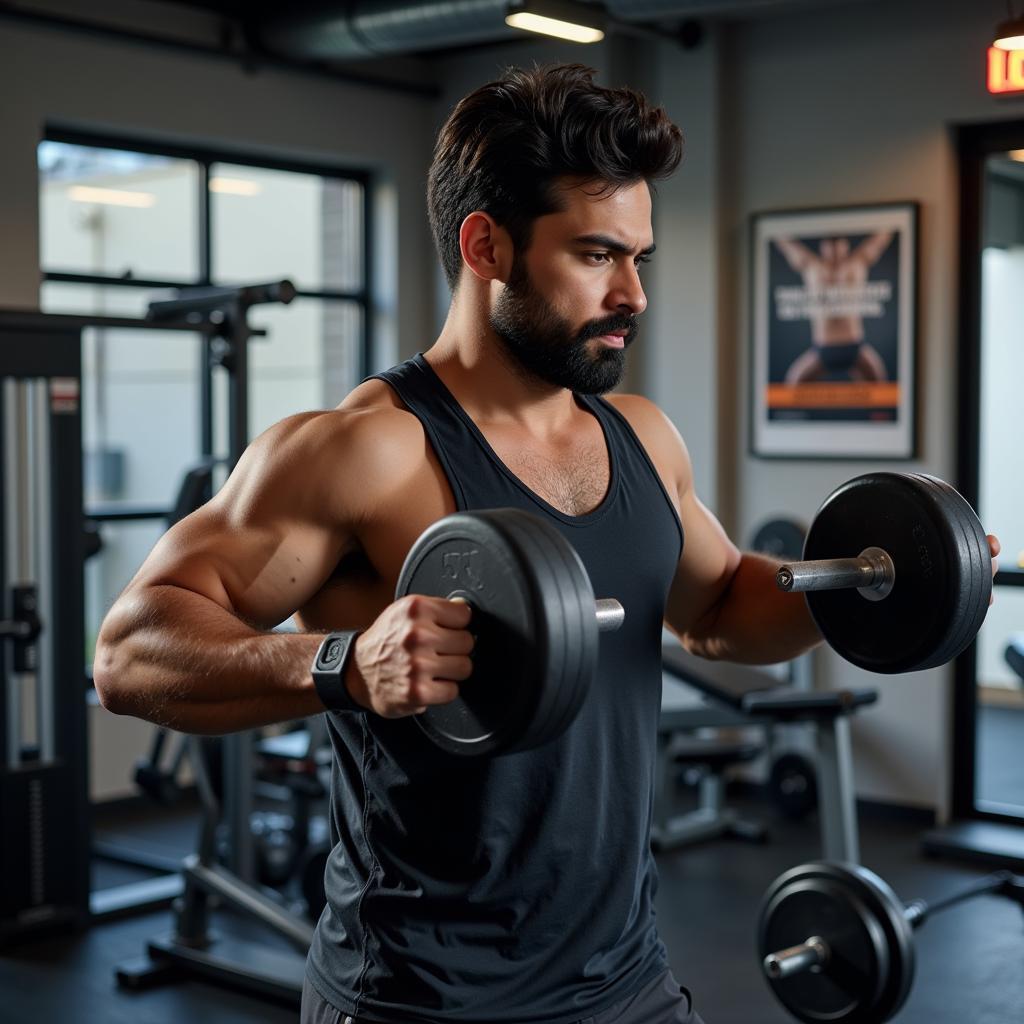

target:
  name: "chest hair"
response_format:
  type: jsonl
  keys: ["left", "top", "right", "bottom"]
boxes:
{"left": 501, "top": 437, "right": 610, "bottom": 517}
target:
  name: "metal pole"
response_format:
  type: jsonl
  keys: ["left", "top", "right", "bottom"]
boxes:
{"left": 4, "top": 380, "right": 27, "bottom": 768}
{"left": 33, "top": 380, "right": 55, "bottom": 764}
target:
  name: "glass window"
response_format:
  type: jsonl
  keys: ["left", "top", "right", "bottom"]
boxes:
{"left": 78, "top": 324, "right": 203, "bottom": 507}
{"left": 39, "top": 141, "right": 199, "bottom": 282}
{"left": 247, "top": 298, "right": 364, "bottom": 436}
{"left": 211, "top": 163, "right": 364, "bottom": 293}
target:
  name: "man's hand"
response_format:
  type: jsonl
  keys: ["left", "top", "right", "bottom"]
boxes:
{"left": 347, "top": 596, "right": 475, "bottom": 717}
{"left": 988, "top": 534, "right": 1001, "bottom": 605}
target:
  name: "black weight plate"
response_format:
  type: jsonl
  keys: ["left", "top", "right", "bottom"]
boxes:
{"left": 914, "top": 475, "right": 991, "bottom": 665}
{"left": 804, "top": 473, "right": 975, "bottom": 673}
{"left": 490, "top": 510, "right": 574, "bottom": 752}
{"left": 396, "top": 511, "right": 547, "bottom": 756}
{"left": 493, "top": 510, "right": 597, "bottom": 751}
{"left": 769, "top": 752, "right": 818, "bottom": 821}
{"left": 905, "top": 475, "right": 977, "bottom": 669}
{"left": 759, "top": 861, "right": 915, "bottom": 1024}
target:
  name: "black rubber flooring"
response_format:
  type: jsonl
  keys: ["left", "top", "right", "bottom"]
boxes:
{"left": 4, "top": 794, "right": 1024, "bottom": 1023}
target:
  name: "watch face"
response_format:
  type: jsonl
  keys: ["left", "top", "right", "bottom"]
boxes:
{"left": 323, "top": 639, "right": 344, "bottom": 667}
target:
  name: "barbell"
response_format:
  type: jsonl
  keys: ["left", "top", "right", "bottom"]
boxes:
{"left": 758, "top": 859, "right": 1024, "bottom": 1023}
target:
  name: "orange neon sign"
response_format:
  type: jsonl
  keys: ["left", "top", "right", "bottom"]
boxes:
{"left": 988, "top": 46, "right": 1024, "bottom": 94}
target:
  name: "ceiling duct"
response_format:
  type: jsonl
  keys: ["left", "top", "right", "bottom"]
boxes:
{"left": 260, "top": 0, "right": 520, "bottom": 60}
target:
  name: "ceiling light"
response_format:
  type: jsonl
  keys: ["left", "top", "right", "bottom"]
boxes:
{"left": 505, "top": 2, "right": 605, "bottom": 45}
{"left": 1010, "top": 149, "right": 1024, "bottom": 161}
{"left": 67, "top": 185, "right": 155, "bottom": 208}
{"left": 993, "top": 15, "right": 1024, "bottom": 49}
{"left": 209, "top": 177, "right": 262, "bottom": 196}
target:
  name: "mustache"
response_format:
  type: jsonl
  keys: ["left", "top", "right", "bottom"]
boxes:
{"left": 577, "top": 315, "right": 639, "bottom": 347}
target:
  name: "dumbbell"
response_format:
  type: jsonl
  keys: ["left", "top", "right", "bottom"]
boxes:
{"left": 759, "top": 860, "right": 1024, "bottom": 1024}
{"left": 396, "top": 508, "right": 624, "bottom": 756}
{"left": 774, "top": 473, "right": 992, "bottom": 673}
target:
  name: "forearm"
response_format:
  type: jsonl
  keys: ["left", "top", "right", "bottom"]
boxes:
{"left": 94, "top": 583, "right": 331, "bottom": 734}
{"left": 684, "top": 552, "right": 823, "bottom": 664}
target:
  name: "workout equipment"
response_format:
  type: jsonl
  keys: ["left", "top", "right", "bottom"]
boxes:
{"left": 775, "top": 473, "right": 992, "bottom": 674}
{"left": 768, "top": 751, "right": 818, "bottom": 822}
{"left": 396, "top": 508, "right": 624, "bottom": 756}
{"left": 661, "top": 645, "right": 875, "bottom": 862}
{"left": 0, "top": 319, "right": 89, "bottom": 943}
{"left": 758, "top": 859, "right": 1024, "bottom": 1023}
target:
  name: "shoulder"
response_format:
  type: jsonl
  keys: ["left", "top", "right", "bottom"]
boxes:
{"left": 216, "top": 384, "right": 427, "bottom": 525}
{"left": 603, "top": 393, "right": 693, "bottom": 496}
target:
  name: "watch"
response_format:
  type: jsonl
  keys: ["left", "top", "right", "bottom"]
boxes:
{"left": 311, "top": 630, "right": 367, "bottom": 713}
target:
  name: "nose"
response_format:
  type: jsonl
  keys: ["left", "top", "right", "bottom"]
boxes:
{"left": 608, "top": 260, "right": 647, "bottom": 316}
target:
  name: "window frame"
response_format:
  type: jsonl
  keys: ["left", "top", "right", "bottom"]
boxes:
{"left": 40, "top": 125, "right": 373, "bottom": 381}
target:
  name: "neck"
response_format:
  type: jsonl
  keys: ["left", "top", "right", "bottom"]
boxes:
{"left": 425, "top": 290, "right": 577, "bottom": 433}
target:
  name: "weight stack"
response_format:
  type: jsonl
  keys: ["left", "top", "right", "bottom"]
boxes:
{"left": 0, "top": 322, "right": 89, "bottom": 943}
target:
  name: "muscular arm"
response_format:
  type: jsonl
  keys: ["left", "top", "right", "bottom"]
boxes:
{"left": 851, "top": 230, "right": 893, "bottom": 268}
{"left": 773, "top": 236, "right": 818, "bottom": 275}
{"left": 93, "top": 411, "right": 369, "bottom": 734}
{"left": 611, "top": 396, "right": 822, "bottom": 664}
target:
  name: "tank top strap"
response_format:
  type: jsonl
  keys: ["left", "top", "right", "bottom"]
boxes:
{"left": 369, "top": 354, "right": 472, "bottom": 510}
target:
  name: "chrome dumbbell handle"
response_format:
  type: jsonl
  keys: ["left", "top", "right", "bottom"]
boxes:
{"left": 775, "top": 547, "right": 896, "bottom": 603}
{"left": 595, "top": 598, "right": 625, "bottom": 632}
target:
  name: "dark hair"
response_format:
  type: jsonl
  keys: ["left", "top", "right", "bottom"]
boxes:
{"left": 427, "top": 63, "right": 683, "bottom": 291}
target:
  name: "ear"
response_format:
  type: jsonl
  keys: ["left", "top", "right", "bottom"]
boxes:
{"left": 458, "top": 211, "right": 514, "bottom": 283}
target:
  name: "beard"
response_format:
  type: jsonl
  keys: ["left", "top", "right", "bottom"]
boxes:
{"left": 488, "top": 260, "right": 638, "bottom": 395}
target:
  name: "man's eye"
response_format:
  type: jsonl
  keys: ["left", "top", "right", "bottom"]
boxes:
{"left": 586, "top": 252, "right": 610, "bottom": 263}
{"left": 635, "top": 255, "right": 652, "bottom": 266}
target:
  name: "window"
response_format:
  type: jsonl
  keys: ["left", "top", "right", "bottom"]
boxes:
{"left": 39, "top": 131, "right": 371, "bottom": 661}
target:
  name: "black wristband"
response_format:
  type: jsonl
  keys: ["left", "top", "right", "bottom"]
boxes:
{"left": 311, "top": 630, "right": 367, "bottom": 714}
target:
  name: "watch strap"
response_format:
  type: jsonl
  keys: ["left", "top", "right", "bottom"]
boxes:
{"left": 311, "top": 630, "right": 366, "bottom": 713}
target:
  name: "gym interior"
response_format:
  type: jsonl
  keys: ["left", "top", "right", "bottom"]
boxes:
{"left": 1, "top": 0, "right": 1023, "bottom": 1021}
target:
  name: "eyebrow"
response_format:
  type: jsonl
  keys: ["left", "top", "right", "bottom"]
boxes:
{"left": 573, "top": 234, "right": 656, "bottom": 257}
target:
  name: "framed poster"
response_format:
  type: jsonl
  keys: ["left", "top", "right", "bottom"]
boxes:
{"left": 750, "top": 202, "right": 918, "bottom": 459}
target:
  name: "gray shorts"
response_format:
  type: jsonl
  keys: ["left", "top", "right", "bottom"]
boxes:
{"left": 300, "top": 969, "right": 705, "bottom": 1024}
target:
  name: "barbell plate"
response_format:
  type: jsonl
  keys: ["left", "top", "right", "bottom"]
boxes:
{"left": 396, "top": 511, "right": 548, "bottom": 756}
{"left": 759, "top": 861, "right": 915, "bottom": 1024}
{"left": 802, "top": 473, "right": 989, "bottom": 674}
{"left": 498, "top": 510, "right": 597, "bottom": 750}
{"left": 903, "top": 475, "right": 977, "bottom": 669}
{"left": 913, "top": 475, "right": 991, "bottom": 667}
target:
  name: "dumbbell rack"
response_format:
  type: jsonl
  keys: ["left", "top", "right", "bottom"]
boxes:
{"left": 0, "top": 319, "right": 89, "bottom": 943}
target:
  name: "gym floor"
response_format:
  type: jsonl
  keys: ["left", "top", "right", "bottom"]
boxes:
{"left": 4, "top": 791, "right": 1024, "bottom": 1024}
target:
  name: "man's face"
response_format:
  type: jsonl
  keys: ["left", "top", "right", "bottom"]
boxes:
{"left": 488, "top": 179, "right": 653, "bottom": 395}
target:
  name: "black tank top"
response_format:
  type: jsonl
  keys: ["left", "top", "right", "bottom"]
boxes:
{"left": 307, "top": 354, "right": 684, "bottom": 1023}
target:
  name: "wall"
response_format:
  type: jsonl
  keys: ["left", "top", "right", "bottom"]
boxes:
{"left": 724, "top": 0, "right": 1024, "bottom": 815}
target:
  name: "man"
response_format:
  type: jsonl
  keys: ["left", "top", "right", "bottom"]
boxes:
{"left": 93, "top": 65, "right": 990, "bottom": 1023}
{"left": 773, "top": 232, "right": 894, "bottom": 384}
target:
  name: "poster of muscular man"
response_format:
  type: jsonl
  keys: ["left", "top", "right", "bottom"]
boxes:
{"left": 750, "top": 202, "right": 918, "bottom": 458}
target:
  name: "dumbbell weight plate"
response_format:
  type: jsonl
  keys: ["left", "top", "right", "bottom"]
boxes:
{"left": 759, "top": 861, "right": 915, "bottom": 1024}
{"left": 495, "top": 510, "right": 597, "bottom": 750}
{"left": 912, "top": 475, "right": 991, "bottom": 667}
{"left": 396, "top": 509, "right": 594, "bottom": 756}
{"left": 803, "top": 473, "right": 991, "bottom": 674}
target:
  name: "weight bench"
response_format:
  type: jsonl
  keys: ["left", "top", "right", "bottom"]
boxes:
{"left": 658, "top": 644, "right": 878, "bottom": 862}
